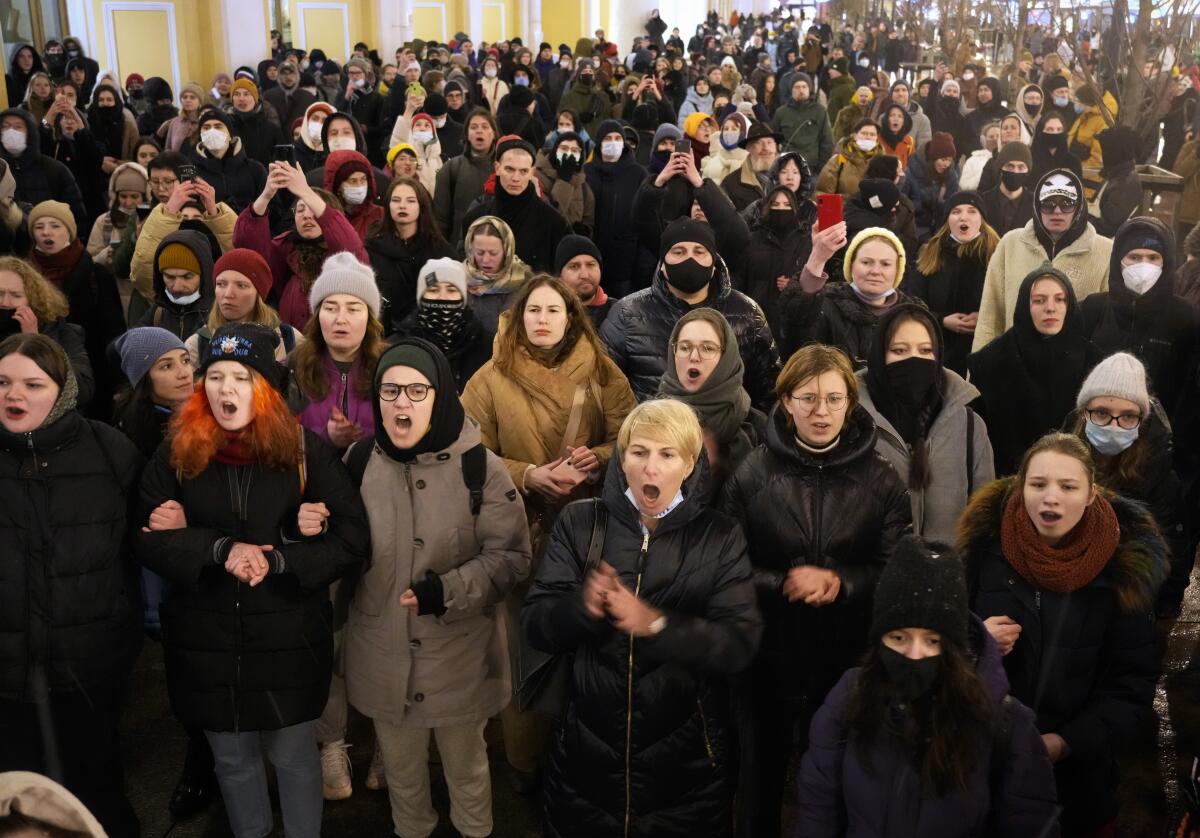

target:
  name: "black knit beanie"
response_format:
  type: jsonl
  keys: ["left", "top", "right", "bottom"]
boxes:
{"left": 870, "top": 535, "right": 969, "bottom": 650}
{"left": 200, "top": 323, "right": 286, "bottom": 393}
{"left": 371, "top": 338, "right": 465, "bottom": 462}
{"left": 659, "top": 217, "right": 716, "bottom": 260}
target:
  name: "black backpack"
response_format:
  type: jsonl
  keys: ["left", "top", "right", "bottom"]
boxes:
{"left": 344, "top": 439, "right": 487, "bottom": 516}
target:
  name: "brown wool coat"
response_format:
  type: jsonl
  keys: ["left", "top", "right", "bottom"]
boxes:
{"left": 343, "top": 417, "right": 532, "bottom": 728}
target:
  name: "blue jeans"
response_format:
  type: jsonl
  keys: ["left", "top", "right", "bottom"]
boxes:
{"left": 205, "top": 721, "right": 322, "bottom": 838}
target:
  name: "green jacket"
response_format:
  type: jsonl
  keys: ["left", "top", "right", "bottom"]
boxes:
{"left": 825, "top": 75, "right": 857, "bottom": 130}
{"left": 771, "top": 99, "right": 834, "bottom": 172}
{"left": 557, "top": 80, "right": 610, "bottom": 139}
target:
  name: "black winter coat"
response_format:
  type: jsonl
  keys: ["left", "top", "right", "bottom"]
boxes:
{"left": 0, "top": 108, "right": 86, "bottom": 232}
{"left": 631, "top": 177, "right": 750, "bottom": 279}
{"left": 461, "top": 180, "right": 572, "bottom": 272}
{"left": 263, "top": 86, "right": 318, "bottom": 136}
{"left": 960, "top": 478, "right": 1167, "bottom": 834}
{"left": 365, "top": 230, "right": 457, "bottom": 333}
{"left": 718, "top": 404, "right": 911, "bottom": 705}
{"left": 392, "top": 307, "right": 493, "bottom": 393}
{"left": 1079, "top": 216, "right": 1199, "bottom": 417}
{"left": 0, "top": 412, "right": 143, "bottom": 701}
{"left": 738, "top": 214, "right": 812, "bottom": 337}
{"left": 334, "top": 88, "right": 386, "bottom": 166}
{"left": 585, "top": 150, "right": 649, "bottom": 296}
{"left": 600, "top": 258, "right": 781, "bottom": 409}
{"left": 42, "top": 125, "right": 107, "bottom": 222}
{"left": 189, "top": 139, "right": 267, "bottom": 215}
{"left": 901, "top": 238, "right": 989, "bottom": 375}
{"left": 523, "top": 456, "right": 762, "bottom": 838}
{"left": 229, "top": 105, "right": 284, "bottom": 167}
{"left": 134, "top": 429, "right": 370, "bottom": 731}
{"left": 778, "top": 276, "right": 916, "bottom": 366}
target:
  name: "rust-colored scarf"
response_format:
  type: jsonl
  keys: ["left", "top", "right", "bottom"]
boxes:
{"left": 1000, "top": 489, "right": 1121, "bottom": 593}
{"left": 31, "top": 240, "right": 85, "bottom": 289}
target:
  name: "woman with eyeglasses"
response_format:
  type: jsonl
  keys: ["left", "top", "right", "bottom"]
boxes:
{"left": 1064, "top": 352, "right": 1189, "bottom": 617}
{"left": 971, "top": 169, "right": 1112, "bottom": 351}
{"left": 656, "top": 309, "right": 764, "bottom": 495}
{"left": 461, "top": 274, "right": 635, "bottom": 789}
{"left": 342, "top": 338, "right": 531, "bottom": 838}
{"left": 719, "top": 343, "right": 911, "bottom": 837}
{"left": 968, "top": 266, "right": 1104, "bottom": 476}
{"left": 959, "top": 432, "right": 1166, "bottom": 836}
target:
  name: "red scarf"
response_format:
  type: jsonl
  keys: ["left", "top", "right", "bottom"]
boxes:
{"left": 590, "top": 286, "right": 609, "bottom": 307}
{"left": 215, "top": 431, "right": 257, "bottom": 465}
{"left": 30, "top": 240, "right": 85, "bottom": 289}
{"left": 999, "top": 490, "right": 1121, "bottom": 593}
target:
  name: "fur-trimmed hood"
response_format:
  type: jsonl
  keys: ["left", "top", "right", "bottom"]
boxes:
{"left": 956, "top": 476, "right": 1168, "bottom": 613}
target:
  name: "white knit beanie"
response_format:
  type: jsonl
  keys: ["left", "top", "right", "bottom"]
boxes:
{"left": 416, "top": 257, "right": 468, "bottom": 305}
{"left": 1075, "top": 352, "right": 1151, "bottom": 417}
{"left": 309, "top": 251, "right": 381, "bottom": 317}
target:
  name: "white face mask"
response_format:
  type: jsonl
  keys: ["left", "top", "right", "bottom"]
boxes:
{"left": 201, "top": 128, "right": 228, "bottom": 152}
{"left": 1, "top": 128, "right": 26, "bottom": 155}
{"left": 721, "top": 129, "right": 741, "bottom": 148}
{"left": 353, "top": 78, "right": 366, "bottom": 88}
{"left": 561, "top": 59, "right": 571, "bottom": 69}
{"left": 341, "top": 184, "right": 369, "bottom": 205}
{"left": 1122, "top": 262, "right": 1162, "bottom": 295}
{"left": 327, "top": 136, "right": 356, "bottom": 151}
{"left": 962, "top": 70, "right": 975, "bottom": 80}
{"left": 412, "top": 129, "right": 433, "bottom": 145}
{"left": 484, "top": 67, "right": 498, "bottom": 79}
{"left": 435, "top": 116, "right": 447, "bottom": 128}
{"left": 165, "top": 287, "right": 201, "bottom": 306}
{"left": 856, "top": 137, "right": 876, "bottom": 151}
{"left": 307, "top": 120, "right": 324, "bottom": 141}
{"left": 601, "top": 140, "right": 623, "bottom": 161}
{"left": 858, "top": 58, "right": 870, "bottom": 68}
{"left": 211, "top": 86, "right": 222, "bottom": 99}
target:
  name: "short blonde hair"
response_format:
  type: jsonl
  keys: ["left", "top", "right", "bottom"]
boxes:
{"left": 617, "top": 398, "right": 703, "bottom": 466}
{"left": 775, "top": 343, "right": 859, "bottom": 413}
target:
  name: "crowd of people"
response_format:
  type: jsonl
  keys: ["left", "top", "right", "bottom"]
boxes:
{"left": 0, "top": 8, "right": 1196, "bottom": 838}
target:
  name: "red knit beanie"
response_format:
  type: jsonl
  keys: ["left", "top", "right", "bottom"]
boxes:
{"left": 926, "top": 130, "right": 957, "bottom": 162}
{"left": 213, "top": 248, "right": 273, "bottom": 299}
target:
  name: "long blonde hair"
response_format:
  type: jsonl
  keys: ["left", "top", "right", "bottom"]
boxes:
{"left": 0, "top": 257, "right": 70, "bottom": 322}
{"left": 206, "top": 296, "right": 281, "bottom": 332}
{"left": 916, "top": 218, "right": 1000, "bottom": 276}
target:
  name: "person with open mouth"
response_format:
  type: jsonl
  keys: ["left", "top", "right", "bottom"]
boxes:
{"left": 717, "top": 342, "right": 912, "bottom": 836}
{"left": 656, "top": 308, "right": 763, "bottom": 493}
{"left": 524, "top": 398, "right": 761, "bottom": 838}
{"left": 134, "top": 322, "right": 368, "bottom": 838}
{"left": 461, "top": 274, "right": 636, "bottom": 793}
{"left": 343, "top": 337, "right": 531, "bottom": 838}
{"left": 967, "top": 265, "right": 1103, "bottom": 476}
{"left": 959, "top": 431, "right": 1168, "bottom": 836}
{"left": 0, "top": 333, "right": 146, "bottom": 837}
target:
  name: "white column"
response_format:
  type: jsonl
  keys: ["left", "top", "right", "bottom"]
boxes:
{"left": 379, "top": 0, "right": 411, "bottom": 50}
{"left": 222, "top": 0, "right": 270, "bottom": 73}
{"left": 527, "top": 0, "right": 543, "bottom": 47}
{"left": 468, "top": 0, "right": 483, "bottom": 41}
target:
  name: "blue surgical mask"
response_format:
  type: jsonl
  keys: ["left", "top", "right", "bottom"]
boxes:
{"left": 1074, "top": 102, "right": 1086, "bottom": 114}
{"left": 1085, "top": 420, "right": 1139, "bottom": 456}
{"left": 514, "top": 76, "right": 530, "bottom": 86}
{"left": 1053, "top": 95, "right": 1069, "bottom": 107}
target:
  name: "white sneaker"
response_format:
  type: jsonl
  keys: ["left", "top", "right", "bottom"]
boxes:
{"left": 320, "top": 739, "right": 353, "bottom": 800}
{"left": 365, "top": 740, "right": 387, "bottom": 790}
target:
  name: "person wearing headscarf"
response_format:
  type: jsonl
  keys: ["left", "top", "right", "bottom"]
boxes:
{"left": 656, "top": 308, "right": 764, "bottom": 493}
{"left": 979, "top": 141, "right": 1036, "bottom": 237}
{"left": 740, "top": 184, "right": 814, "bottom": 335}
{"left": 858, "top": 304, "right": 994, "bottom": 542}
{"left": 878, "top": 103, "right": 915, "bottom": 170}
{"left": 1012, "top": 83, "right": 1045, "bottom": 133}
{"left": 461, "top": 214, "right": 533, "bottom": 332}
{"left": 6, "top": 44, "right": 44, "bottom": 108}
{"left": 900, "top": 130, "right": 960, "bottom": 239}
{"left": 903, "top": 191, "right": 1000, "bottom": 374}
{"left": 1092, "top": 126, "right": 1141, "bottom": 238}
{"left": 1029, "top": 112, "right": 1082, "bottom": 186}
{"left": 344, "top": 337, "right": 530, "bottom": 838}
{"left": 965, "top": 77, "right": 1009, "bottom": 149}
{"left": 967, "top": 266, "right": 1104, "bottom": 474}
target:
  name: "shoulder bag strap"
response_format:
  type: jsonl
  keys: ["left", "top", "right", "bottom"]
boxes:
{"left": 584, "top": 498, "right": 608, "bottom": 574}
{"left": 966, "top": 409, "right": 975, "bottom": 495}
{"left": 558, "top": 386, "right": 587, "bottom": 459}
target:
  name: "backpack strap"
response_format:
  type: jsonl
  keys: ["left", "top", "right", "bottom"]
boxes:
{"left": 281, "top": 323, "right": 296, "bottom": 353}
{"left": 345, "top": 439, "right": 374, "bottom": 486}
{"left": 297, "top": 425, "right": 307, "bottom": 495}
{"left": 153, "top": 307, "right": 164, "bottom": 327}
{"left": 461, "top": 442, "right": 487, "bottom": 516}
{"left": 584, "top": 498, "right": 608, "bottom": 574}
{"left": 966, "top": 409, "right": 975, "bottom": 495}
{"left": 987, "top": 694, "right": 1017, "bottom": 828}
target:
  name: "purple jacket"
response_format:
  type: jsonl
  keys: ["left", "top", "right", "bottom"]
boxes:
{"left": 296, "top": 354, "right": 375, "bottom": 448}
{"left": 794, "top": 620, "right": 1061, "bottom": 838}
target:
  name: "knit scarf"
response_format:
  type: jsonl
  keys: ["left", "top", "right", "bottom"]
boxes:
{"left": 999, "top": 489, "right": 1121, "bottom": 593}
{"left": 31, "top": 240, "right": 85, "bottom": 289}
{"left": 215, "top": 430, "right": 257, "bottom": 465}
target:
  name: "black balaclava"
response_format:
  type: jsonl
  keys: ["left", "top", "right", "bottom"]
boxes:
{"left": 371, "top": 338, "right": 465, "bottom": 462}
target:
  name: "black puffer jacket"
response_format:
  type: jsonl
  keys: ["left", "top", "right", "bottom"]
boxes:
{"left": 365, "top": 229, "right": 457, "bottom": 333}
{"left": 0, "top": 108, "right": 85, "bottom": 231}
{"left": 134, "top": 429, "right": 369, "bottom": 732}
{"left": 718, "top": 403, "right": 911, "bottom": 704}
{"left": 189, "top": 138, "right": 268, "bottom": 215}
{"left": 1079, "top": 217, "right": 1199, "bottom": 417}
{"left": 524, "top": 455, "right": 762, "bottom": 838}
{"left": 0, "top": 410, "right": 143, "bottom": 701}
{"left": 600, "top": 256, "right": 780, "bottom": 408}
{"left": 228, "top": 104, "right": 284, "bottom": 167}
{"left": 778, "top": 276, "right": 916, "bottom": 366}
{"left": 959, "top": 478, "right": 1167, "bottom": 835}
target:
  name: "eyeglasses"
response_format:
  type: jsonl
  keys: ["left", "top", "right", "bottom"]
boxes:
{"left": 789, "top": 392, "right": 848, "bottom": 413}
{"left": 672, "top": 340, "right": 721, "bottom": 360}
{"left": 379, "top": 382, "right": 433, "bottom": 402}
{"left": 1086, "top": 408, "right": 1141, "bottom": 430}
{"left": 1039, "top": 197, "right": 1078, "bottom": 214}
{"left": 150, "top": 177, "right": 178, "bottom": 188}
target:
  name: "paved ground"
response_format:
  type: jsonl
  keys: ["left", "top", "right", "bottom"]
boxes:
{"left": 122, "top": 568, "right": 1200, "bottom": 837}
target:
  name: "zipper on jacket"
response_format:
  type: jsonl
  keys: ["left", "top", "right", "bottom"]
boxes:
{"left": 340, "top": 371, "right": 349, "bottom": 415}
{"left": 624, "top": 531, "right": 650, "bottom": 838}
{"left": 697, "top": 698, "right": 716, "bottom": 768}
{"left": 1034, "top": 590, "right": 1041, "bottom": 613}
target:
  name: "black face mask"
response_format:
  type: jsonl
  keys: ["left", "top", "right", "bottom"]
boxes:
{"left": 1025, "top": 101, "right": 1041, "bottom": 117}
{"left": 416, "top": 297, "right": 467, "bottom": 349}
{"left": 766, "top": 208, "right": 794, "bottom": 233}
{"left": 885, "top": 355, "right": 938, "bottom": 409}
{"left": 879, "top": 644, "right": 941, "bottom": 702}
{"left": 579, "top": 74, "right": 594, "bottom": 86}
{"left": 1000, "top": 169, "right": 1028, "bottom": 191}
{"left": 0, "top": 308, "right": 19, "bottom": 338}
{"left": 665, "top": 257, "right": 714, "bottom": 294}
{"left": 129, "top": 88, "right": 144, "bottom": 99}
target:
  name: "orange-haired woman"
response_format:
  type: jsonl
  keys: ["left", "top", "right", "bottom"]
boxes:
{"left": 134, "top": 323, "right": 369, "bottom": 838}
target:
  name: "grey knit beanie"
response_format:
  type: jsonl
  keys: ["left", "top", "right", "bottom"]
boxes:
{"left": 309, "top": 251, "right": 381, "bottom": 317}
{"left": 416, "top": 257, "right": 468, "bottom": 306}
{"left": 115, "top": 327, "right": 187, "bottom": 386}
{"left": 1075, "top": 352, "right": 1151, "bottom": 417}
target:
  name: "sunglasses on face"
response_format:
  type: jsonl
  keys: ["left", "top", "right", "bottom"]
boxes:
{"left": 1039, "top": 197, "right": 1078, "bottom": 214}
